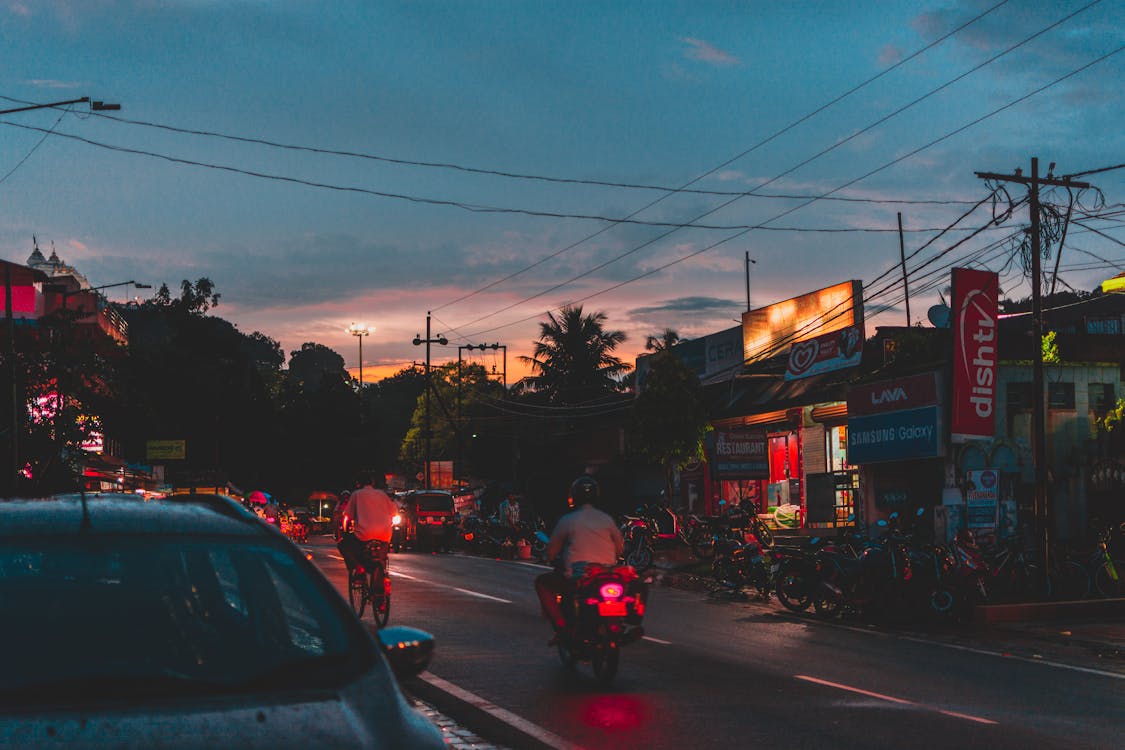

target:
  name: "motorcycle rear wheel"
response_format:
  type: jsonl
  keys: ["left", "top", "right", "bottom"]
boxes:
{"left": 626, "top": 544, "right": 653, "bottom": 570}
{"left": 591, "top": 643, "right": 619, "bottom": 684}
{"left": 775, "top": 569, "right": 813, "bottom": 612}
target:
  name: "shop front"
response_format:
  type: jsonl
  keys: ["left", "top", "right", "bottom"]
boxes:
{"left": 847, "top": 370, "right": 947, "bottom": 525}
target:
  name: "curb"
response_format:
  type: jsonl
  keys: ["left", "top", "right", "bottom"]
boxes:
{"left": 404, "top": 672, "right": 582, "bottom": 750}
{"left": 973, "top": 597, "right": 1125, "bottom": 624}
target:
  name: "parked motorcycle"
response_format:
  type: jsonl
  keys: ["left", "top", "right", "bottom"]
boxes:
{"left": 711, "top": 528, "right": 772, "bottom": 599}
{"left": 620, "top": 513, "right": 656, "bottom": 570}
{"left": 554, "top": 563, "right": 646, "bottom": 684}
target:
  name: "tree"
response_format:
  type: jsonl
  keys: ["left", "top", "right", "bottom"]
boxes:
{"left": 514, "top": 304, "right": 630, "bottom": 405}
{"left": 645, "top": 328, "right": 681, "bottom": 353}
{"left": 287, "top": 343, "right": 347, "bottom": 392}
{"left": 627, "top": 345, "right": 711, "bottom": 503}
{"left": 399, "top": 362, "right": 505, "bottom": 477}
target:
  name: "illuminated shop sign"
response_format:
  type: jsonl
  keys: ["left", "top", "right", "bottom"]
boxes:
{"left": 847, "top": 371, "right": 944, "bottom": 463}
{"left": 847, "top": 406, "right": 943, "bottom": 464}
{"left": 951, "top": 267, "right": 998, "bottom": 442}
{"left": 784, "top": 323, "right": 864, "bottom": 381}
{"left": 708, "top": 429, "right": 768, "bottom": 479}
{"left": 742, "top": 280, "right": 864, "bottom": 363}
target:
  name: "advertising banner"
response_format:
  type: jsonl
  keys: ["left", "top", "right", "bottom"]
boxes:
{"left": 784, "top": 323, "right": 864, "bottom": 381}
{"left": 847, "top": 405, "right": 942, "bottom": 464}
{"left": 709, "top": 429, "right": 768, "bottom": 479}
{"left": 146, "top": 439, "right": 186, "bottom": 461}
{"left": 951, "top": 268, "right": 999, "bottom": 442}
{"left": 965, "top": 468, "right": 999, "bottom": 530}
{"left": 847, "top": 371, "right": 939, "bottom": 417}
{"left": 742, "top": 280, "right": 863, "bottom": 363}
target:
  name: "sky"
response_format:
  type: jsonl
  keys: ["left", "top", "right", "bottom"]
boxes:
{"left": 1, "top": 0, "right": 1123, "bottom": 383}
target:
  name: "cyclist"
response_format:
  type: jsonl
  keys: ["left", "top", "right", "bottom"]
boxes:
{"left": 337, "top": 471, "right": 398, "bottom": 576}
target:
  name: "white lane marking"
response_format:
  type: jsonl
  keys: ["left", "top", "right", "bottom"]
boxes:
{"left": 894, "top": 634, "right": 1125, "bottom": 681}
{"left": 418, "top": 672, "right": 584, "bottom": 750}
{"left": 514, "top": 561, "right": 552, "bottom": 570}
{"left": 327, "top": 553, "right": 344, "bottom": 561}
{"left": 771, "top": 611, "right": 1125, "bottom": 681}
{"left": 453, "top": 587, "right": 513, "bottom": 603}
{"left": 794, "top": 674, "right": 998, "bottom": 725}
{"left": 642, "top": 636, "right": 673, "bottom": 645}
{"left": 383, "top": 569, "right": 512, "bottom": 603}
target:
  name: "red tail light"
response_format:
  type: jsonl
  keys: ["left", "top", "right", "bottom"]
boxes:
{"left": 600, "top": 582, "right": 624, "bottom": 599}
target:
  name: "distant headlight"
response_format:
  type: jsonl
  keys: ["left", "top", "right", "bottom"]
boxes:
{"left": 392, "top": 514, "right": 402, "bottom": 526}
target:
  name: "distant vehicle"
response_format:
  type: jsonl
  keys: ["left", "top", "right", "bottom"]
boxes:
{"left": 0, "top": 493, "right": 443, "bottom": 749}
{"left": 400, "top": 490, "right": 457, "bottom": 552}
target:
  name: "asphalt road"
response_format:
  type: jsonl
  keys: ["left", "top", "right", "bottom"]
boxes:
{"left": 306, "top": 535, "right": 1124, "bottom": 750}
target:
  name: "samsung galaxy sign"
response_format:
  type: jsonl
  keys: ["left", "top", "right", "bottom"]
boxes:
{"left": 847, "top": 372, "right": 943, "bottom": 464}
{"left": 951, "top": 268, "right": 998, "bottom": 442}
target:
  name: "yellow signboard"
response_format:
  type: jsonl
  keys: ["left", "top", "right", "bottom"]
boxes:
{"left": 146, "top": 439, "right": 186, "bottom": 461}
{"left": 742, "top": 280, "right": 863, "bottom": 363}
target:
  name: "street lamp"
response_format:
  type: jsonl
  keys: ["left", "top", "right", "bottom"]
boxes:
{"left": 346, "top": 322, "right": 372, "bottom": 387}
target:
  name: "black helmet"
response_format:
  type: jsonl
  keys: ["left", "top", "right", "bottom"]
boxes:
{"left": 570, "top": 475, "right": 599, "bottom": 505}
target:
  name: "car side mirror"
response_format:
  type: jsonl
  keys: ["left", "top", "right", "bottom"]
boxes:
{"left": 377, "top": 626, "right": 435, "bottom": 679}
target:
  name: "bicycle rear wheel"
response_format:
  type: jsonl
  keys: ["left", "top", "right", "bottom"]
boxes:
{"left": 348, "top": 568, "right": 368, "bottom": 618}
{"left": 369, "top": 563, "right": 391, "bottom": 628}
{"left": 1094, "top": 558, "right": 1125, "bottom": 598}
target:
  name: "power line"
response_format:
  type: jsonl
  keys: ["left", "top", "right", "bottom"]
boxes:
{"left": 431, "top": 0, "right": 1014, "bottom": 313}
{"left": 449, "top": 5, "right": 1107, "bottom": 334}
{"left": 456, "top": 40, "right": 1124, "bottom": 340}
{"left": 0, "top": 106, "right": 68, "bottom": 186}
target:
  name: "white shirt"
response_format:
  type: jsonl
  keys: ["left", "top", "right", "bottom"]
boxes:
{"left": 343, "top": 485, "right": 398, "bottom": 543}
{"left": 546, "top": 504, "right": 624, "bottom": 576}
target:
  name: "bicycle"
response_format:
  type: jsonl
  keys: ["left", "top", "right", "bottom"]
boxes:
{"left": 348, "top": 541, "right": 391, "bottom": 628}
{"left": 1085, "top": 524, "right": 1125, "bottom": 598}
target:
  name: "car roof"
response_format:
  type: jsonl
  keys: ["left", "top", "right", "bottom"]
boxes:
{"left": 0, "top": 493, "right": 270, "bottom": 537}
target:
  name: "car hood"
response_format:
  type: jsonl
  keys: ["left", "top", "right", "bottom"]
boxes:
{"left": 2, "top": 671, "right": 444, "bottom": 750}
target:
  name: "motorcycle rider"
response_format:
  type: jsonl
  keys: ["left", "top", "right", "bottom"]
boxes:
{"left": 534, "top": 475, "right": 624, "bottom": 641}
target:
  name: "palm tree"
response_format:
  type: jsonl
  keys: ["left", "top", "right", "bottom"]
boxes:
{"left": 515, "top": 305, "right": 630, "bottom": 404}
{"left": 644, "top": 328, "right": 681, "bottom": 353}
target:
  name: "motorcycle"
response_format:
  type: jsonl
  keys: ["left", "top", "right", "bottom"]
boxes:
{"left": 620, "top": 513, "right": 656, "bottom": 570}
{"left": 555, "top": 563, "right": 646, "bottom": 684}
{"left": 711, "top": 528, "right": 772, "bottom": 599}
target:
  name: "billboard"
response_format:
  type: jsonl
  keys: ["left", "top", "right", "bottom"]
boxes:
{"left": 146, "top": 440, "right": 186, "bottom": 461}
{"left": 742, "top": 280, "right": 863, "bottom": 363}
{"left": 784, "top": 323, "right": 864, "bottom": 381}
{"left": 635, "top": 326, "right": 742, "bottom": 392}
{"left": 951, "top": 268, "right": 998, "bottom": 442}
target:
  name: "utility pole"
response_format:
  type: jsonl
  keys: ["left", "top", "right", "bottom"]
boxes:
{"left": 412, "top": 313, "right": 447, "bottom": 490}
{"left": 897, "top": 212, "right": 911, "bottom": 327}
{"left": 974, "top": 158, "right": 1090, "bottom": 578}
{"left": 745, "top": 252, "right": 756, "bottom": 311}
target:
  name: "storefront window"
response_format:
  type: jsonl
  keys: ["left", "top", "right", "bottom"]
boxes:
{"left": 826, "top": 425, "right": 850, "bottom": 471}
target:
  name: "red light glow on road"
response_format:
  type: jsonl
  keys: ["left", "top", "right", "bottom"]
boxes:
{"left": 581, "top": 694, "right": 649, "bottom": 733}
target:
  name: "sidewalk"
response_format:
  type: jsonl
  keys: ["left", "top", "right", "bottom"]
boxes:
{"left": 646, "top": 546, "right": 1125, "bottom": 657}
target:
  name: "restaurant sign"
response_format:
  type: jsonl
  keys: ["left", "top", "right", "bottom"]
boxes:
{"left": 708, "top": 429, "right": 768, "bottom": 479}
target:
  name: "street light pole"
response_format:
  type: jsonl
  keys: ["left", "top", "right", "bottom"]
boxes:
{"left": 346, "top": 322, "right": 371, "bottom": 389}
{"left": 412, "top": 313, "right": 447, "bottom": 490}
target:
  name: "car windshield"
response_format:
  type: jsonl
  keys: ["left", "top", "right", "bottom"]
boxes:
{"left": 0, "top": 535, "right": 371, "bottom": 704}
{"left": 414, "top": 495, "right": 453, "bottom": 512}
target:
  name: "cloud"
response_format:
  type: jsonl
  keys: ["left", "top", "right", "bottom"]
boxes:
{"left": 878, "top": 44, "right": 904, "bottom": 67}
{"left": 27, "top": 79, "right": 82, "bottom": 89}
{"left": 629, "top": 296, "right": 741, "bottom": 316}
{"left": 681, "top": 37, "right": 740, "bottom": 67}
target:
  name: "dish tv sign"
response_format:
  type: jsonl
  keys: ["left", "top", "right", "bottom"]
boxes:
{"left": 951, "top": 268, "right": 998, "bottom": 442}
{"left": 742, "top": 280, "right": 863, "bottom": 363}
